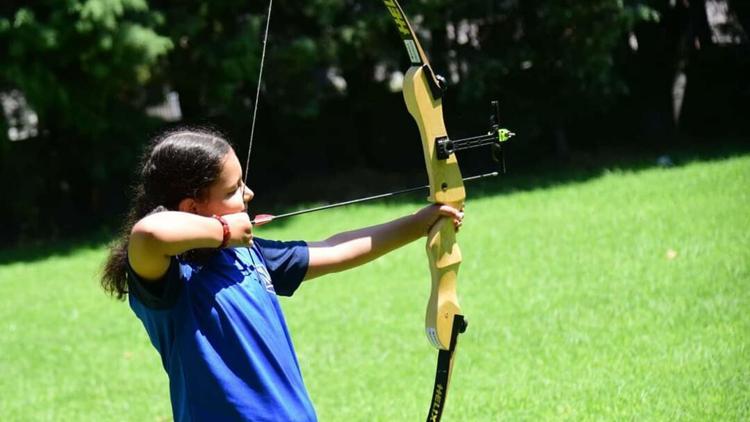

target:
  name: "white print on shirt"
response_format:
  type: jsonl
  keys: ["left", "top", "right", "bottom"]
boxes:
{"left": 256, "top": 264, "right": 275, "bottom": 294}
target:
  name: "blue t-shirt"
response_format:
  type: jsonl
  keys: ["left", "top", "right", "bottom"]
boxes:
{"left": 127, "top": 238, "right": 316, "bottom": 422}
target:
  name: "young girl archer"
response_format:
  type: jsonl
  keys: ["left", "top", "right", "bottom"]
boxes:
{"left": 101, "top": 128, "right": 463, "bottom": 421}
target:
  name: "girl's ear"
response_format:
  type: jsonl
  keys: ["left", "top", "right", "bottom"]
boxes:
{"left": 178, "top": 197, "right": 198, "bottom": 213}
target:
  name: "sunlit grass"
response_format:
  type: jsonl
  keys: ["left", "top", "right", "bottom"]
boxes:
{"left": 1, "top": 154, "right": 748, "bottom": 420}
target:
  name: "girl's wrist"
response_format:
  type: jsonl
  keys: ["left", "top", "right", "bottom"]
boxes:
{"left": 211, "top": 214, "right": 231, "bottom": 248}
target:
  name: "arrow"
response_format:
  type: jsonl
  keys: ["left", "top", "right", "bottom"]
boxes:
{"left": 251, "top": 171, "right": 498, "bottom": 226}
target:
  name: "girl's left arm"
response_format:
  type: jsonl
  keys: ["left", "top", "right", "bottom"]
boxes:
{"left": 303, "top": 204, "right": 463, "bottom": 281}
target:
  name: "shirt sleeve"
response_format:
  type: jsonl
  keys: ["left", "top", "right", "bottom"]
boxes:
{"left": 126, "top": 257, "right": 183, "bottom": 309}
{"left": 253, "top": 238, "right": 309, "bottom": 297}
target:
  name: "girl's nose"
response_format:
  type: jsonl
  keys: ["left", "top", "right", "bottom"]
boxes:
{"left": 243, "top": 186, "right": 254, "bottom": 202}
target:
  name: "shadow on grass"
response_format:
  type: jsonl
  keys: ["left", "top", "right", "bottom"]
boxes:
{"left": 258, "top": 137, "right": 750, "bottom": 217}
{"left": 478, "top": 138, "right": 750, "bottom": 197}
{"left": 1, "top": 139, "right": 748, "bottom": 266}
{"left": 0, "top": 229, "right": 115, "bottom": 266}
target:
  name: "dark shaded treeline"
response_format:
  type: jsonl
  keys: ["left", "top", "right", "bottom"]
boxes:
{"left": 0, "top": 0, "right": 748, "bottom": 246}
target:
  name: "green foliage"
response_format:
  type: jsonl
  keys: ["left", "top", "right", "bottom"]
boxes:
{"left": 0, "top": 1, "right": 172, "bottom": 134}
{"left": 1, "top": 0, "right": 747, "bottom": 246}
{"left": 0, "top": 1, "right": 172, "bottom": 243}
{"left": 1, "top": 154, "right": 748, "bottom": 420}
{"left": 442, "top": 1, "right": 658, "bottom": 141}
{"left": 152, "top": 2, "right": 267, "bottom": 120}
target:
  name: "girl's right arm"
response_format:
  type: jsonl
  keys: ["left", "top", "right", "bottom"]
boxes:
{"left": 128, "top": 211, "right": 252, "bottom": 281}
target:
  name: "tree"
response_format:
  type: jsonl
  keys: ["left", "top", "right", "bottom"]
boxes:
{"left": 0, "top": 1, "right": 172, "bottom": 243}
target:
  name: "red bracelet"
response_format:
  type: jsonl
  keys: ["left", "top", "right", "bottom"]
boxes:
{"left": 212, "top": 214, "right": 230, "bottom": 248}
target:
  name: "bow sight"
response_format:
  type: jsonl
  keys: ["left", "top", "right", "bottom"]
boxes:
{"left": 435, "top": 100, "right": 515, "bottom": 172}
{"left": 417, "top": 63, "right": 515, "bottom": 169}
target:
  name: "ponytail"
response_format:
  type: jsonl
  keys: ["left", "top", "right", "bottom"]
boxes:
{"left": 101, "top": 127, "right": 232, "bottom": 300}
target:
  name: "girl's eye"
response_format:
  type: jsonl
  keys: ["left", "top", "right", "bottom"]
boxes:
{"left": 227, "top": 184, "right": 242, "bottom": 198}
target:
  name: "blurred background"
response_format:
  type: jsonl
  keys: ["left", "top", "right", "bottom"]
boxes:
{"left": 1, "top": 0, "right": 748, "bottom": 247}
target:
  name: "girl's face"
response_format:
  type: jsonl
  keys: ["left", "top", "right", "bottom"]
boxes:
{"left": 194, "top": 150, "right": 253, "bottom": 216}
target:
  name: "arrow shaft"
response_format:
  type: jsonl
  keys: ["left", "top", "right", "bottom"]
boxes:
{"left": 251, "top": 171, "right": 497, "bottom": 225}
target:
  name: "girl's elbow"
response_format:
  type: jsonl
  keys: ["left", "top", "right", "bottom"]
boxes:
{"left": 130, "top": 219, "right": 164, "bottom": 247}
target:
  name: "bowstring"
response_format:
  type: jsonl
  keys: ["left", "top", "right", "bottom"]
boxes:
{"left": 244, "top": 0, "right": 273, "bottom": 188}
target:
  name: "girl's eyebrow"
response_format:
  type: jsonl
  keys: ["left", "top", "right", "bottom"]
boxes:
{"left": 226, "top": 177, "right": 242, "bottom": 192}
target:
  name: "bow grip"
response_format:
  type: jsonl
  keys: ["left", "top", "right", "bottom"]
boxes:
{"left": 425, "top": 217, "right": 463, "bottom": 350}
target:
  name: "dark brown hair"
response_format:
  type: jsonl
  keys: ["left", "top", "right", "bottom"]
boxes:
{"left": 101, "top": 127, "right": 233, "bottom": 300}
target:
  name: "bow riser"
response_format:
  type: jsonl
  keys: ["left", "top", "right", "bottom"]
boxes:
{"left": 403, "top": 65, "right": 465, "bottom": 351}
{"left": 403, "top": 66, "right": 466, "bottom": 206}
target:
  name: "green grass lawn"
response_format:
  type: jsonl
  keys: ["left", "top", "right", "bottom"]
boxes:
{"left": 1, "top": 154, "right": 748, "bottom": 421}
